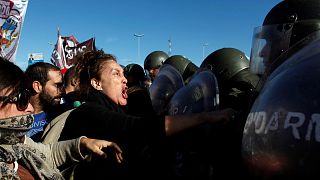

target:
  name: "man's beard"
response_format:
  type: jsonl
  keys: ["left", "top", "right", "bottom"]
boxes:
{"left": 39, "top": 91, "right": 61, "bottom": 111}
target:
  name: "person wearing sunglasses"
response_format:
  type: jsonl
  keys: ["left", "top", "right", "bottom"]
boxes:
{"left": 0, "top": 89, "right": 31, "bottom": 112}
{"left": 24, "top": 62, "right": 67, "bottom": 142}
{"left": 0, "top": 57, "right": 123, "bottom": 179}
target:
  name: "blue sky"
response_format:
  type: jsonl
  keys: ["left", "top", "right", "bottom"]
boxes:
{"left": 15, "top": 0, "right": 281, "bottom": 70}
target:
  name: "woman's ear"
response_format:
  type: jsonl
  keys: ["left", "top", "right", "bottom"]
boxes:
{"left": 90, "top": 78, "right": 103, "bottom": 90}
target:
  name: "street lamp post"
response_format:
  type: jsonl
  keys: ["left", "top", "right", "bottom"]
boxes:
{"left": 202, "top": 43, "right": 209, "bottom": 60}
{"left": 168, "top": 38, "right": 172, "bottom": 56}
{"left": 134, "top": 33, "right": 144, "bottom": 63}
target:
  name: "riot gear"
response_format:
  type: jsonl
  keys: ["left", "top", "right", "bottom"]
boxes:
{"left": 149, "top": 64, "right": 184, "bottom": 115}
{"left": 167, "top": 69, "right": 219, "bottom": 115}
{"left": 124, "top": 63, "right": 146, "bottom": 82}
{"left": 200, "top": 48, "right": 259, "bottom": 110}
{"left": 144, "top": 51, "right": 168, "bottom": 71}
{"left": 164, "top": 55, "right": 199, "bottom": 83}
{"left": 200, "top": 47, "right": 261, "bottom": 179}
{"left": 250, "top": 0, "right": 320, "bottom": 75}
{"left": 243, "top": 1, "right": 320, "bottom": 179}
{"left": 243, "top": 38, "right": 320, "bottom": 179}
{"left": 200, "top": 48, "right": 249, "bottom": 82}
{"left": 124, "top": 63, "right": 146, "bottom": 88}
{"left": 166, "top": 69, "right": 220, "bottom": 179}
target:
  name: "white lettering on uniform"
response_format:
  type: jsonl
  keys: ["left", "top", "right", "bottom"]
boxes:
{"left": 245, "top": 111, "right": 320, "bottom": 143}
{"left": 243, "top": 112, "right": 254, "bottom": 134}
{"left": 284, "top": 112, "right": 305, "bottom": 140}
{"left": 305, "top": 113, "right": 320, "bottom": 142}
{"left": 254, "top": 112, "right": 267, "bottom": 134}
{"left": 264, "top": 112, "right": 279, "bottom": 134}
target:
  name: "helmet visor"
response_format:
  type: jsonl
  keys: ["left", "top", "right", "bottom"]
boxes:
{"left": 250, "top": 24, "right": 293, "bottom": 75}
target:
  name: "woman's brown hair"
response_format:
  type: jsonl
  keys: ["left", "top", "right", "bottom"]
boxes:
{"left": 75, "top": 49, "right": 117, "bottom": 99}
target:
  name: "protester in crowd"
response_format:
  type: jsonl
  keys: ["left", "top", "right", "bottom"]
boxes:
{"left": 58, "top": 49, "right": 235, "bottom": 179}
{"left": 242, "top": 0, "right": 320, "bottom": 179}
{"left": 64, "top": 66, "right": 79, "bottom": 95}
{"left": 24, "top": 62, "right": 66, "bottom": 141}
{"left": 0, "top": 57, "right": 123, "bottom": 179}
{"left": 144, "top": 50, "right": 168, "bottom": 82}
{"left": 62, "top": 66, "right": 82, "bottom": 109}
{"left": 201, "top": 47, "right": 261, "bottom": 178}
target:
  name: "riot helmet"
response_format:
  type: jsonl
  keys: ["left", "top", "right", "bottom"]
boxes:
{"left": 250, "top": 0, "right": 320, "bottom": 75}
{"left": 200, "top": 48, "right": 249, "bottom": 82}
{"left": 124, "top": 63, "right": 146, "bottom": 87}
{"left": 164, "top": 55, "right": 199, "bottom": 83}
{"left": 144, "top": 51, "right": 168, "bottom": 81}
{"left": 144, "top": 51, "right": 168, "bottom": 71}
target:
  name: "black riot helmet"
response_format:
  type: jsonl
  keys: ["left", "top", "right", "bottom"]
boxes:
{"left": 250, "top": 0, "right": 320, "bottom": 75}
{"left": 164, "top": 55, "right": 199, "bottom": 83}
{"left": 124, "top": 63, "right": 145, "bottom": 81}
{"left": 144, "top": 51, "right": 168, "bottom": 72}
{"left": 200, "top": 48, "right": 249, "bottom": 82}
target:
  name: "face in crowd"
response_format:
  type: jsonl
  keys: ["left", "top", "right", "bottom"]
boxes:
{"left": 38, "top": 69, "right": 64, "bottom": 107}
{"left": 0, "top": 59, "right": 34, "bottom": 144}
{"left": 91, "top": 60, "right": 128, "bottom": 106}
{"left": 0, "top": 59, "right": 34, "bottom": 119}
{"left": 0, "top": 88, "right": 34, "bottom": 119}
{"left": 147, "top": 67, "right": 160, "bottom": 82}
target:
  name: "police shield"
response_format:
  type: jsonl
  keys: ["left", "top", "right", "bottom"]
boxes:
{"left": 242, "top": 38, "right": 320, "bottom": 178}
{"left": 149, "top": 64, "right": 184, "bottom": 115}
{"left": 167, "top": 69, "right": 219, "bottom": 116}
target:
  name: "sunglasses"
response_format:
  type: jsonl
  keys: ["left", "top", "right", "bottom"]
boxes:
{"left": 0, "top": 89, "right": 31, "bottom": 111}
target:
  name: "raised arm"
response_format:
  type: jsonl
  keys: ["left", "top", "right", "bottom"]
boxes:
{"left": 25, "top": 136, "right": 123, "bottom": 168}
{"left": 164, "top": 108, "right": 235, "bottom": 136}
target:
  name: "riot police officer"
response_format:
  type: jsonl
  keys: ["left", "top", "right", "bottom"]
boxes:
{"left": 243, "top": 0, "right": 320, "bottom": 179}
{"left": 201, "top": 47, "right": 260, "bottom": 179}
{"left": 201, "top": 48, "right": 260, "bottom": 112}
{"left": 144, "top": 50, "right": 168, "bottom": 82}
{"left": 164, "top": 55, "right": 199, "bottom": 84}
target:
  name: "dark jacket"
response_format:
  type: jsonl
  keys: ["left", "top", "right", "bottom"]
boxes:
{"left": 123, "top": 85, "right": 155, "bottom": 117}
